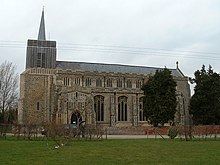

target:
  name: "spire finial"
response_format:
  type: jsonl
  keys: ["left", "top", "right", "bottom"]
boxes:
{"left": 38, "top": 8, "right": 46, "bottom": 40}
{"left": 176, "top": 61, "right": 179, "bottom": 69}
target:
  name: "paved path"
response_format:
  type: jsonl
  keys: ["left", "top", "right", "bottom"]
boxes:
{"left": 5, "top": 133, "right": 219, "bottom": 139}
{"left": 105, "top": 134, "right": 169, "bottom": 139}
{"left": 5, "top": 133, "right": 169, "bottom": 139}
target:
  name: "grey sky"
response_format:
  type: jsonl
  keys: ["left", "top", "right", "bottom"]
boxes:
{"left": 1, "top": 0, "right": 220, "bottom": 83}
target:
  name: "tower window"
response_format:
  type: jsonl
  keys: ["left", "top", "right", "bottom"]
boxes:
{"left": 42, "top": 53, "right": 46, "bottom": 68}
{"left": 37, "top": 53, "right": 41, "bottom": 67}
{"left": 36, "top": 102, "right": 40, "bottom": 111}
{"left": 36, "top": 53, "right": 46, "bottom": 68}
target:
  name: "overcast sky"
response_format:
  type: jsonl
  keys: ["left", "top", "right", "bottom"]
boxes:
{"left": 1, "top": 0, "right": 220, "bottom": 83}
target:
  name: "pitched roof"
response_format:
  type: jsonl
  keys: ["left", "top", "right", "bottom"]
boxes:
{"left": 56, "top": 61, "right": 184, "bottom": 77}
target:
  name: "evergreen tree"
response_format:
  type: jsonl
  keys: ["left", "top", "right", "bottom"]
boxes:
{"left": 190, "top": 65, "right": 220, "bottom": 125}
{"left": 141, "top": 68, "right": 177, "bottom": 127}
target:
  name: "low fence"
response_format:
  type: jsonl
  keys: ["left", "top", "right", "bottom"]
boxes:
{"left": 144, "top": 125, "right": 220, "bottom": 140}
{"left": 0, "top": 123, "right": 105, "bottom": 141}
{"left": 1, "top": 124, "right": 220, "bottom": 140}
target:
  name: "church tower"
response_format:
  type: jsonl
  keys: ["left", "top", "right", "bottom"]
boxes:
{"left": 26, "top": 9, "right": 56, "bottom": 69}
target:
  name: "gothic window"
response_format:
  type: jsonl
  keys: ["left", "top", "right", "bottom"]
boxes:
{"left": 106, "top": 78, "right": 112, "bottom": 87}
{"left": 85, "top": 78, "right": 92, "bottom": 87}
{"left": 118, "top": 96, "right": 128, "bottom": 121}
{"left": 117, "top": 79, "right": 123, "bottom": 88}
{"left": 64, "top": 77, "right": 70, "bottom": 86}
{"left": 139, "top": 97, "right": 146, "bottom": 121}
{"left": 126, "top": 80, "right": 132, "bottom": 88}
{"left": 96, "top": 78, "right": 102, "bottom": 87}
{"left": 94, "top": 95, "right": 104, "bottom": 121}
{"left": 75, "top": 77, "right": 81, "bottom": 85}
{"left": 136, "top": 80, "right": 142, "bottom": 88}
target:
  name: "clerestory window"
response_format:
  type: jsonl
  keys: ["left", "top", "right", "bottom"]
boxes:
{"left": 85, "top": 78, "right": 92, "bottom": 87}
{"left": 96, "top": 78, "right": 102, "bottom": 87}
{"left": 106, "top": 78, "right": 112, "bottom": 87}
{"left": 64, "top": 77, "right": 70, "bottom": 86}
{"left": 127, "top": 80, "right": 132, "bottom": 88}
{"left": 117, "top": 79, "right": 123, "bottom": 88}
{"left": 136, "top": 80, "right": 142, "bottom": 88}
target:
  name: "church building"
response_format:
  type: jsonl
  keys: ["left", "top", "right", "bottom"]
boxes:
{"left": 18, "top": 10, "right": 190, "bottom": 128}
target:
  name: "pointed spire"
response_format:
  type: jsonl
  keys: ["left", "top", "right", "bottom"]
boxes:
{"left": 38, "top": 8, "right": 46, "bottom": 40}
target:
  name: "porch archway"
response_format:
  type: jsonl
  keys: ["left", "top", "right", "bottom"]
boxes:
{"left": 70, "top": 112, "right": 82, "bottom": 125}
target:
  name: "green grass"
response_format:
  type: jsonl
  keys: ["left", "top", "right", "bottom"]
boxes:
{"left": 0, "top": 138, "right": 220, "bottom": 165}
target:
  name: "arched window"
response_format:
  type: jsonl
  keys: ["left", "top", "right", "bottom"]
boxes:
{"left": 139, "top": 97, "right": 146, "bottom": 121}
{"left": 94, "top": 95, "right": 104, "bottom": 121}
{"left": 118, "top": 96, "right": 128, "bottom": 121}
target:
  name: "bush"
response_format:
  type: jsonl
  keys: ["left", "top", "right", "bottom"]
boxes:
{"left": 168, "top": 126, "right": 178, "bottom": 139}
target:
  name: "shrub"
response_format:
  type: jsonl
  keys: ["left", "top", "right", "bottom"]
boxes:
{"left": 168, "top": 126, "right": 178, "bottom": 139}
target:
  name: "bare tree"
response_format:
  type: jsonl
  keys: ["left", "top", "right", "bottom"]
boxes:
{"left": 0, "top": 61, "right": 18, "bottom": 123}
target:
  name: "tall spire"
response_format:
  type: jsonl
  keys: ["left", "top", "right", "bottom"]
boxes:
{"left": 38, "top": 8, "right": 46, "bottom": 40}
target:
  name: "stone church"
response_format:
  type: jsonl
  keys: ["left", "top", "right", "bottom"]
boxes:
{"left": 18, "top": 11, "right": 190, "bottom": 128}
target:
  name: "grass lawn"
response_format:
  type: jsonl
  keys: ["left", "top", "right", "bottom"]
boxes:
{"left": 0, "top": 138, "right": 219, "bottom": 165}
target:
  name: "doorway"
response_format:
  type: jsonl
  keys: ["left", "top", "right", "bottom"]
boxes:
{"left": 70, "top": 112, "right": 82, "bottom": 125}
